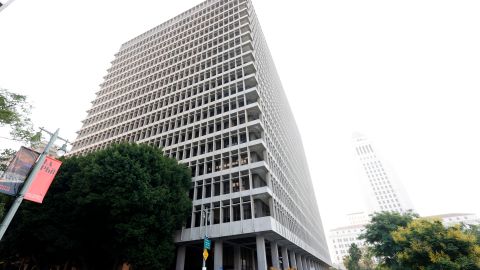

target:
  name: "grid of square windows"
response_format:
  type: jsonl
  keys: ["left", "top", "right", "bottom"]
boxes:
{"left": 70, "top": 0, "right": 329, "bottom": 262}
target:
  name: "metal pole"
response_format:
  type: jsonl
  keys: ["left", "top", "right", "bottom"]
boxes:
{"left": 202, "top": 207, "right": 211, "bottom": 270}
{"left": 0, "top": 128, "right": 59, "bottom": 241}
{"left": 202, "top": 208, "right": 207, "bottom": 270}
{"left": 205, "top": 208, "right": 210, "bottom": 238}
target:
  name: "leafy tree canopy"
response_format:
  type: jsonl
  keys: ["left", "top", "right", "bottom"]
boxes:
{"left": 392, "top": 219, "right": 480, "bottom": 270}
{"left": 465, "top": 225, "right": 480, "bottom": 245}
{"left": 360, "top": 211, "right": 480, "bottom": 270}
{"left": 344, "top": 243, "right": 362, "bottom": 270}
{"left": 1, "top": 88, "right": 40, "bottom": 220}
{"left": 359, "top": 246, "right": 375, "bottom": 270}
{"left": 0, "top": 88, "right": 39, "bottom": 143}
{"left": 359, "top": 211, "right": 418, "bottom": 269}
{"left": 0, "top": 143, "right": 192, "bottom": 270}
{"left": 342, "top": 244, "right": 377, "bottom": 270}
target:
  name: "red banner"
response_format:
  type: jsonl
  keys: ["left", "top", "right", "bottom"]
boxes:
{"left": 25, "top": 156, "right": 62, "bottom": 203}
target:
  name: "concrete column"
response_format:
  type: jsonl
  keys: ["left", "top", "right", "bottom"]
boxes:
{"left": 296, "top": 254, "right": 303, "bottom": 270}
{"left": 268, "top": 196, "right": 274, "bottom": 217}
{"left": 250, "top": 194, "right": 256, "bottom": 218}
{"left": 252, "top": 249, "right": 257, "bottom": 270}
{"left": 176, "top": 246, "right": 186, "bottom": 270}
{"left": 270, "top": 241, "right": 280, "bottom": 269}
{"left": 234, "top": 246, "right": 241, "bottom": 270}
{"left": 301, "top": 257, "right": 307, "bottom": 270}
{"left": 214, "top": 240, "right": 223, "bottom": 270}
{"left": 281, "top": 247, "right": 290, "bottom": 270}
{"left": 289, "top": 250, "right": 297, "bottom": 269}
{"left": 256, "top": 235, "right": 268, "bottom": 270}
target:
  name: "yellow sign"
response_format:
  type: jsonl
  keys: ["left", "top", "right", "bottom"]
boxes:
{"left": 203, "top": 249, "right": 209, "bottom": 260}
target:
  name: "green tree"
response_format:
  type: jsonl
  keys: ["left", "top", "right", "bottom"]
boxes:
{"left": 465, "top": 225, "right": 480, "bottom": 245}
{"left": 0, "top": 88, "right": 39, "bottom": 142}
{"left": 359, "top": 246, "right": 375, "bottom": 270}
{"left": 0, "top": 148, "right": 16, "bottom": 217}
{"left": 343, "top": 243, "right": 362, "bottom": 270}
{"left": 359, "top": 211, "right": 418, "bottom": 269}
{"left": 1, "top": 89, "right": 40, "bottom": 219}
{"left": 392, "top": 219, "right": 480, "bottom": 270}
{"left": 0, "top": 143, "right": 192, "bottom": 270}
{"left": 1, "top": 88, "right": 40, "bottom": 174}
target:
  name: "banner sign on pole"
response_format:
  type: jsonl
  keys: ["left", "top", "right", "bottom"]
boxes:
{"left": 25, "top": 156, "right": 62, "bottom": 203}
{"left": 204, "top": 238, "right": 211, "bottom": 250}
{"left": 0, "top": 147, "right": 40, "bottom": 196}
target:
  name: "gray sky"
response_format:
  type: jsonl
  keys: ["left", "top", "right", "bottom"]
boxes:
{"left": 1, "top": 0, "right": 479, "bottom": 233}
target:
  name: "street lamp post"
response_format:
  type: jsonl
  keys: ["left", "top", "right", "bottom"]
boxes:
{"left": 202, "top": 207, "right": 211, "bottom": 270}
{"left": 0, "top": 128, "right": 69, "bottom": 241}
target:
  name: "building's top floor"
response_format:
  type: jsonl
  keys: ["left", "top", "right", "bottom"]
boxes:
{"left": 347, "top": 211, "right": 371, "bottom": 226}
{"left": 329, "top": 224, "right": 366, "bottom": 236}
{"left": 119, "top": 0, "right": 248, "bottom": 53}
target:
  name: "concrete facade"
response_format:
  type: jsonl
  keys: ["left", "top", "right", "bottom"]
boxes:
{"left": 70, "top": 0, "right": 330, "bottom": 269}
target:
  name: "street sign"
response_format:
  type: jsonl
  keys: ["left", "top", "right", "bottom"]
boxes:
{"left": 204, "top": 238, "right": 211, "bottom": 250}
{"left": 203, "top": 249, "right": 209, "bottom": 261}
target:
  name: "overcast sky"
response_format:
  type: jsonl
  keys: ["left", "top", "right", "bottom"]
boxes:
{"left": 1, "top": 0, "right": 479, "bottom": 233}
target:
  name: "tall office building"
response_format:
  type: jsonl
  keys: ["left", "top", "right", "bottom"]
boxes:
{"left": 70, "top": 0, "right": 330, "bottom": 269}
{"left": 353, "top": 133, "right": 413, "bottom": 213}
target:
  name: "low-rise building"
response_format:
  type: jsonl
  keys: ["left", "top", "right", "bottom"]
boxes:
{"left": 329, "top": 223, "right": 367, "bottom": 269}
